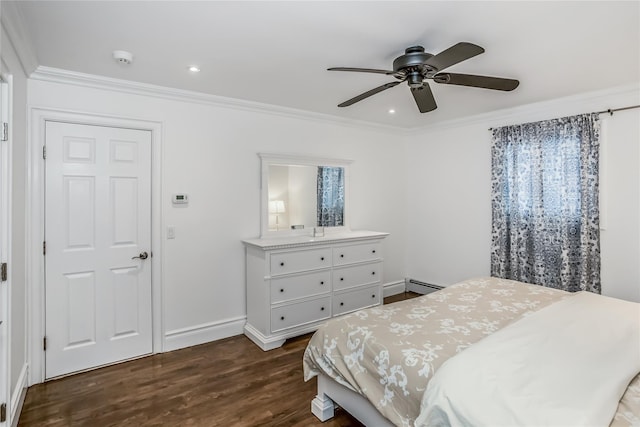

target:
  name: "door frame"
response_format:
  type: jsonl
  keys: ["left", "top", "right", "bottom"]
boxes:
{"left": 0, "top": 73, "right": 13, "bottom": 426}
{"left": 28, "top": 107, "right": 164, "bottom": 385}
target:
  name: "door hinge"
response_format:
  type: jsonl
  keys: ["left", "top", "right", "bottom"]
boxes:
{"left": 0, "top": 263, "right": 6, "bottom": 282}
{"left": 43, "top": 145, "right": 47, "bottom": 159}
{"left": 43, "top": 241, "right": 46, "bottom": 256}
{"left": 0, "top": 402, "right": 6, "bottom": 422}
{"left": 1, "top": 122, "right": 7, "bottom": 142}
{"left": 43, "top": 336, "right": 47, "bottom": 351}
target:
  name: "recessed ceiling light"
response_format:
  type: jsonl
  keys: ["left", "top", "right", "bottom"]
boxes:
{"left": 188, "top": 66, "right": 201, "bottom": 72}
{"left": 388, "top": 109, "right": 396, "bottom": 114}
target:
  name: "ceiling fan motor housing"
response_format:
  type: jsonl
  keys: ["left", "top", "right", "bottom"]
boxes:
{"left": 393, "top": 46, "right": 435, "bottom": 71}
{"left": 393, "top": 46, "right": 437, "bottom": 87}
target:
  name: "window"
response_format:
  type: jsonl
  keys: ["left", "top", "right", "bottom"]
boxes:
{"left": 491, "top": 113, "right": 601, "bottom": 293}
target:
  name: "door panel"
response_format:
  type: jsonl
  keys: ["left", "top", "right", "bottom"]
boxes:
{"left": 111, "top": 177, "right": 138, "bottom": 244}
{"left": 110, "top": 266, "right": 140, "bottom": 337}
{"left": 64, "top": 271, "right": 96, "bottom": 348}
{"left": 45, "top": 121, "right": 152, "bottom": 379}
{"left": 65, "top": 176, "right": 95, "bottom": 248}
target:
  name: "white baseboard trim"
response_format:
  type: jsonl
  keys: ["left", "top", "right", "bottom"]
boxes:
{"left": 243, "top": 323, "right": 287, "bottom": 351}
{"left": 163, "top": 316, "right": 246, "bottom": 352}
{"left": 383, "top": 280, "right": 406, "bottom": 297}
{"left": 10, "top": 363, "right": 28, "bottom": 427}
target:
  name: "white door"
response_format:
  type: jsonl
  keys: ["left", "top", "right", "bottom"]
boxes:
{"left": 45, "top": 121, "right": 152, "bottom": 379}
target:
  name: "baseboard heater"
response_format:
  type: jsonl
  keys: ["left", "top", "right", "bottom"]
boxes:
{"left": 405, "top": 278, "right": 444, "bottom": 295}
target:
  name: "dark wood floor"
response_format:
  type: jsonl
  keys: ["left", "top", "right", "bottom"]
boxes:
{"left": 18, "top": 292, "right": 421, "bottom": 427}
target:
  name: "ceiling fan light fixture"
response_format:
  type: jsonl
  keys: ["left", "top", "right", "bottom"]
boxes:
{"left": 407, "top": 72, "right": 423, "bottom": 88}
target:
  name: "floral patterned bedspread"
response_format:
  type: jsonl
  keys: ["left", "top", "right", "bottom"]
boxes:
{"left": 302, "top": 276, "right": 640, "bottom": 427}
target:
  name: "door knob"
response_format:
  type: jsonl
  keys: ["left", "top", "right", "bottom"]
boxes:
{"left": 132, "top": 251, "right": 149, "bottom": 260}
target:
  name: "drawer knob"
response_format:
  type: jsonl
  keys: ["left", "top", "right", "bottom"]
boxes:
{"left": 340, "top": 254, "right": 344, "bottom": 258}
{"left": 320, "top": 281, "right": 324, "bottom": 285}
{"left": 372, "top": 294, "right": 376, "bottom": 298}
{"left": 372, "top": 271, "right": 376, "bottom": 275}
{"left": 340, "top": 302, "right": 344, "bottom": 306}
{"left": 340, "top": 277, "right": 344, "bottom": 281}
{"left": 321, "top": 307, "right": 325, "bottom": 311}
{"left": 372, "top": 250, "right": 376, "bottom": 254}
{"left": 280, "top": 316, "right": 285, "bottom": 320}
{"left": 280, "top": 262, "right": 284, "bottom": 266}
{"left": 280, "top": 288, "right": 284, "bottom": 293}
{"left": 321, "top": 257, "right": 325, "bottom": 261}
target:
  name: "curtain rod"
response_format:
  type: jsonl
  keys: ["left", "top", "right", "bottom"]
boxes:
{"left": 488, "top": 104, "right": 640, "bottom": 131}
{"left": 596, "top": 104, "right": 640, "bottom": 115}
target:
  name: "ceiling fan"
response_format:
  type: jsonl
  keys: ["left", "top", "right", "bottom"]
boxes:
{"left": 328, "top": 42, "right": 519, "bottom": 113}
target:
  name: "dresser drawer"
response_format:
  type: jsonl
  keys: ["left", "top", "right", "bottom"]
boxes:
{"left": 270, "top": 271, "right": 331, "bottom": 304}
{"left": 333, "top": 242, "right": 381, "bottom": 266}
{"left": 333, "top": 285, "right": 380, "bottom": 316}
{"left": 333, "top": 262, "right": 381, "bottom": 291}
{"left": 271, "top": 296, "right": 331, "bottom": 332}
{"left": 270, "top": 248, "right": 331, "bottom": 276}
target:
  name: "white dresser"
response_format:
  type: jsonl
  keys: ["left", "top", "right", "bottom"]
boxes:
{"left": 242, "top": 231, "right": 389, "bottom": 350}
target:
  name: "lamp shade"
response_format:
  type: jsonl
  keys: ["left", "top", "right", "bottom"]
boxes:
{"left": 269, "top": 200, "right": 285, "bottom": 214}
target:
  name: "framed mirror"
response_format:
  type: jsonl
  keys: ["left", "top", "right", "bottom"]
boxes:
{"left": 259, "top": 153, "right": 352, "bottom": 238}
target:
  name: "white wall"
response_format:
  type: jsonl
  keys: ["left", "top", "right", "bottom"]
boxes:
{"left": 27, "top": 77, "right": 408, "bottom": 351}
{"left": 288, "top": 165, "right": 316, "bottom": 228}
{"left": 1, "top": 18, "right": 29, "bottom": 426}
{"left": 405, "top": 85, "right": 640, "bottom": 302}
{"left": 405, "top": 122, "right": 492, "bottom": 286}
{"left": 600, "top": 110, "right": 640, "bottom": 302}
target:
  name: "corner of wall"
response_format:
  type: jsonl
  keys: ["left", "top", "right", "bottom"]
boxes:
{"left": 383, "top": 280, "right": 406, "bottom": 297}
{"left": 0, "top": 2, "right": 39, "bottom": 76}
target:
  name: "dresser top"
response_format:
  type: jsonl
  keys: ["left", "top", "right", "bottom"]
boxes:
{"left": 242, "top": 230, "right": 389, "bottom": 250}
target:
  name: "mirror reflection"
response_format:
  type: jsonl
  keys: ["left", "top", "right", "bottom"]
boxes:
{"left": 267, "top": 165, "right": 345, "bottom": 231}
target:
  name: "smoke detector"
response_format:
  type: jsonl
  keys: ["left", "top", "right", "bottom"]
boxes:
{"left": 113, "top": 50, "right": 133, "bottom": 65}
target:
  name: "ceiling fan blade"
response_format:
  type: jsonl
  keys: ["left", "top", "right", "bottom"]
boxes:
{"left": 424, "top": 42, "right": 485, "bottom": 72}
{"left": 337, "top": 81, "right": 402, "bottom": 107}
{"left": 328, "top": 67, "right": 396, "bottom": 75}
{"left": 411, "top": 83, "right": 437, "bottom": 113}
{"left": 434, "top": 73, "right": 520, "bottom": 91}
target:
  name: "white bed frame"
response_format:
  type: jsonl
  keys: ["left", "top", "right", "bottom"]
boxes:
{"left": 311, "top": 373, "right": 395, "bottom": 426}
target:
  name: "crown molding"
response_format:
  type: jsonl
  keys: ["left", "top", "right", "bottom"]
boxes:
{"left": 1, "top": 1, "right": 39, "bottom": 75}
{"left": 406, "top": 83, "right": 640, "bottom": 135}
{"left": 29, "top": 66, "right": 405, "bottom": 134}
{"left": 28, "top": 65, "right": 638, "bottom": 137}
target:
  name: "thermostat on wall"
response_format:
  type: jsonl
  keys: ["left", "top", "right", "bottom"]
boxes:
{"left": 172, "top": 194, "right": 189, "bottom": 205}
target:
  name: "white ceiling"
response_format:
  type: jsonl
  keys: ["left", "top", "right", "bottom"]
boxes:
{"left": 10, "top": 1, "right": 640, "bottom": 129}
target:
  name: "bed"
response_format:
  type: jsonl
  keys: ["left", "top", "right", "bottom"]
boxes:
{"left": 303, "top": 277, "right": 640, "bottom": 426}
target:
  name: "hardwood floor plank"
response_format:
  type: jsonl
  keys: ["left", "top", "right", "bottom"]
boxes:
{"left": 18, "top": 293, "right": 420, "bottom": 426}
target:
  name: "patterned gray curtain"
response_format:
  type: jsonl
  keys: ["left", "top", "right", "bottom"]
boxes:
{"left": 491, "top": 113, "right": 601, "bottom": 293}
{"left": 317, "top": 166, "right": 344, "bottom": 227}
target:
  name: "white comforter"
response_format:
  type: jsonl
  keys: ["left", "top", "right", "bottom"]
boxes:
{"left": 416, "top": 291, "right": 640, "bottom": 427}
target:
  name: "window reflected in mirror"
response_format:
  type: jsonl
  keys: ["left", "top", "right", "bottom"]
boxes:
{"left": 317, "top": 166, "right": 344, "bottom": 227}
